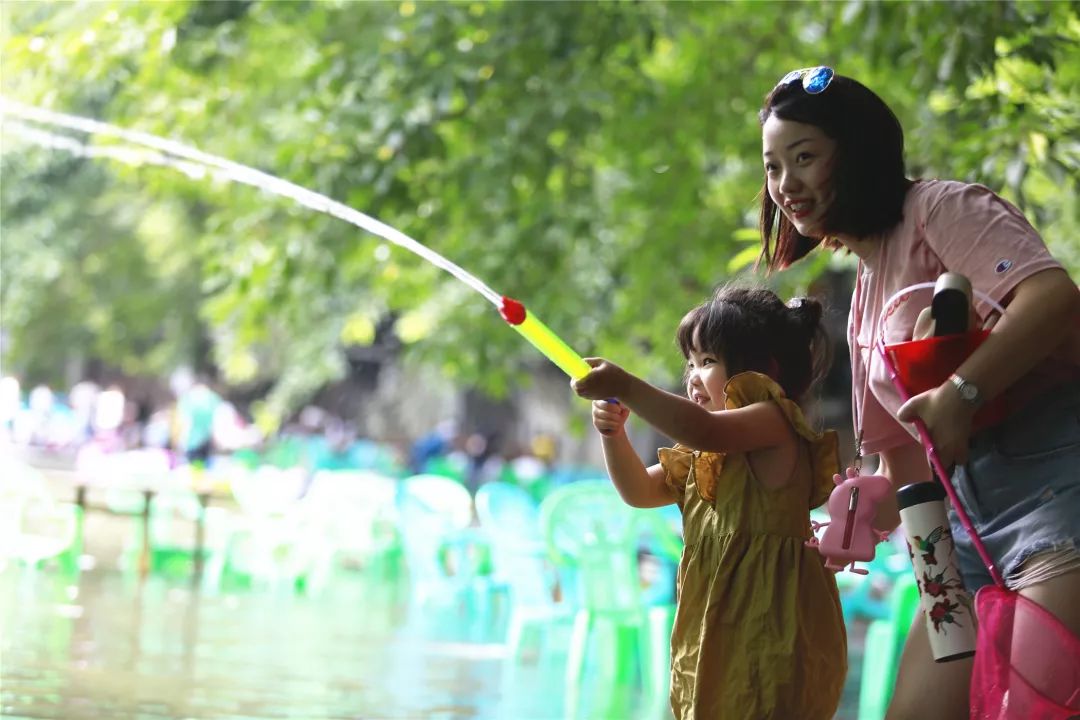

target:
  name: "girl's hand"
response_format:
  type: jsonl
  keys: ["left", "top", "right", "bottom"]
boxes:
{"left": 592, "top": 399, "right": 630, "bottom": 436}
{"left": 571, "top": 357, "right": 632, "bottom": 401}
{"left": 897, "top": 382, "right": 976, "bottom": 467}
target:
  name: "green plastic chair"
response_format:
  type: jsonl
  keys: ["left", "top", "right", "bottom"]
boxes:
{"left": 0, "top": 456, "right": 83, "bottom": 578}
{"left": 2, "top": 495, "right": 82, "bottom": 575}
{"left": 210, "top": 465, "right": 325, "bottom": 595}
{"left": 637, "top": 505, "right": 683, "bottom": 717}
{"left": 540, "top": 480, "right": 665, "bottom": 719}
{"left": 208, "top": 509, "right": 330, "bottom": 595}
{"left": 475, "top": 481, "right": 569, "bottom": 660}
{"left": 858, "top": 573, "right": 920, "bottom": 720}
{"left": 838, "top": 534, "right": 912, "bottom": 621}
{"left": 398, "top": 474, "right": 487, "bottom": 610}
{"left": 303, "top": 469, "right": 403, "bottom": 582}
{"left": 422, "top": 454, "right": 469, "bottom": 483}
{"left": 262, "top": 436, "right": 307, "bottom": 469}
{"left": 145, "top": 488, "right": 225, "bottom": 580}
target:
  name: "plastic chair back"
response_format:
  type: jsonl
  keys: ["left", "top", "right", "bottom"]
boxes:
{"left": 397, "top": 474, "right": 474, "bottom": 597}
{"left": 476, "top": 481, "right": 551, "bottom": 604}
{"left": 78, "top": 448, "right": 172, "bottom": 514}
{"left": 475, "top": 481, "right": 541, "bottom": 546}
{"left": 399, "top": 474, "right": 473, "bottom": 529}
{"left": 304, "top": 470, "right": 399, "bottom": 557}
{"left": 4, "top": 496, "right": 80, "bottom": 566}
{"left": 231, "top": 465, "right": 306, "bottom": 518}
{"left": 149, "top": 489, "right": 205, "bottom": 550}
{"left": 640, "top": 504, "right": 683, "bottom": 563}
{"left": 342, "top": 439, "right": 405, "bottom": 477}
{"left": 638, "top": 504, "right": 683, "bottom": 606}
{"left": 0, "top": 453, "right": 50, "bottom": 502}
{"left": 539, "top": 480, "right": 641, "bottom": 612}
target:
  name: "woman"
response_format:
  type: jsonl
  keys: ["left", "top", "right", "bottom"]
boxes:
{"left": 757, "top": 66, "right": 1080, "bottom": 718}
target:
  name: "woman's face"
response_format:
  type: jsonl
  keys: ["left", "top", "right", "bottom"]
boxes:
{"left": 762, "top": 115, "right": 838, "bottom": 239}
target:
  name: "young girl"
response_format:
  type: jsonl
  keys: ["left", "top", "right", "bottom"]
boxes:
{"left": 572, "top": 285, "right": 847, "bottom": 720}
{"left": 757, "top": 66, "right": 1080, "bottom": 718}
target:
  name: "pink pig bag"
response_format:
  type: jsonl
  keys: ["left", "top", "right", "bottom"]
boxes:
{"left": 806, "top": 467, "right": 892, "bottom": 574}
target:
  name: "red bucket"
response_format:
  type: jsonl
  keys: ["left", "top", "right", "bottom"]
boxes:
{"left": 882, "top": 329, "right": 1007, "bottom": 430}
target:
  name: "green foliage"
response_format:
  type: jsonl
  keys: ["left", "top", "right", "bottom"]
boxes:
{"left": 2, "top": 0, "right": 1077, "bottom": 424}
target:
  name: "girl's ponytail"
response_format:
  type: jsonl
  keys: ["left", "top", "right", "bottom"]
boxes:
{"left": 783, "top": 297, "right": 832, "bottom": 401}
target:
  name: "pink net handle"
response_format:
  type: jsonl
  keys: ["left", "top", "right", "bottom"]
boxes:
{"left": 876, "top": 282, "right": 1008, "bottom": 588}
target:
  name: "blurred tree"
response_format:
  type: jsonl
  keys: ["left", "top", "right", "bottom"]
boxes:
{"left": 2, "top": 0, "right": 1076, "bottom": 427}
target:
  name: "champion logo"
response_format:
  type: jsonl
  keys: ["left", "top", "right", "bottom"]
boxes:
{"left": 994, "top": 259, "right": 1013, "bottom": 274}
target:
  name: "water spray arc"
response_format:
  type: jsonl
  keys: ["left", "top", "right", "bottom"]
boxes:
{"left": 0, "top": 97, "right": 592, "bottom": 380}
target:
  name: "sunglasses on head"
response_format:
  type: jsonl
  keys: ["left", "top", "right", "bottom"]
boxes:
{"left": 775, "top": 66, "right": 835, "bottom": 94}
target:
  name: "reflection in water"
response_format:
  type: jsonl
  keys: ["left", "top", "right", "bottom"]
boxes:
{"left": 0, "top": 566, "right": 587, "bottom": 720}
{"left": 1, "top": 565, "right": 863, "bottom": 720}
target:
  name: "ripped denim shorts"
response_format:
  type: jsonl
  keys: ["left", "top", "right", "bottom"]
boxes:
{"left": 949, "top": 379, "right": 1080, "bottom": 592}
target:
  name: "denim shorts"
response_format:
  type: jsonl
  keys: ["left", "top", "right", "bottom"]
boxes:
{"left": 948, "top": 379, "right": 1080, "bottom": 592}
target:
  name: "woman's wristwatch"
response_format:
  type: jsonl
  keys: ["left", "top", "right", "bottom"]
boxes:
{"left": 949, "top": 373, "right": 983, "bottom": 408}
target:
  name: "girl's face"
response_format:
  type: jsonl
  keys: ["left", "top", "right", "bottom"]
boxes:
{"left": 762, "top": 115, "right": 838, "bottom": 239}
{"left": 685, "top": 347, "right": 730, "bottom": 412}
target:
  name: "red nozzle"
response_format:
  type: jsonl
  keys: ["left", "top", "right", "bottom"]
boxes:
{"left": 499, "top": 296, "right": 527, "bottom": 325}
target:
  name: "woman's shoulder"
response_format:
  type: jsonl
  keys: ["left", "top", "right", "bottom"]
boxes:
{"left": 907, "top": 178, "right": 1014, "bottom": 218}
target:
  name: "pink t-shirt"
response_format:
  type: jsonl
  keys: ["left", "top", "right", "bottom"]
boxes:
{"left": 848, "top": 179, "right": 1076, "bottom": 454}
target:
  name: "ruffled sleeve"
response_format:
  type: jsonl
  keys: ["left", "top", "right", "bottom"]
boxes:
{"left": 658, "top": 445, "right": 693, "bottom": 497}
{"left": 658, "top": 444, "right": 723, "bottom": 504}
{"left": 723, "top": 372, "right": 841, "bottom": 509}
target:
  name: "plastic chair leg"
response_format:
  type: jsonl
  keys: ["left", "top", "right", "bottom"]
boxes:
{"left": 564, "top": 611, "right": 643, "bottom": 720}
{"left": 858, "top": 620, "right": 897, "bottom": 720}
{"left": 564, "top": 609, "right": 593, "bottom": 717}
{"left": 641, "top": 605, "right": 675, "bottom": 718}
{"left": 590, "top": 619, "right": 639, "bottom": 719}
{"left": 505, "top": 611, "right": 532, "bottom": 660}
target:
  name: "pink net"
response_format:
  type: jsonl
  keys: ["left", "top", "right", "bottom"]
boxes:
{"left": 971, "top": 585, "right": 1080, "bottom": 720}
{"left": 876, "top": 283, "right": 1080, "bottom": 719}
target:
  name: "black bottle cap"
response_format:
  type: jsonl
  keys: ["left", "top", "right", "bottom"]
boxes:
{"left": 897, "top": 481, "right": 945, "bottom": 510}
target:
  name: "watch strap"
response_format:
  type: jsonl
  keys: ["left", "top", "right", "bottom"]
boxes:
{"left": 949, "top": 373, "right": 983, "bottom": 408}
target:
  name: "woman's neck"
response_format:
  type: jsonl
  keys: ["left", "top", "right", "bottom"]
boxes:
{"left": 830, "top": 233, "right": 878, "bottom": 261}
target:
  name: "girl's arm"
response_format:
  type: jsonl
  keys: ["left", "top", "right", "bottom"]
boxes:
{"left": 574, "top": 359, "right": 792, "bottom": 454}
{"left": 898, "top": 268, "right": 1079, "bottom": 466}
{"left": 592, "top": 400, "right": 676, "bottom": 508}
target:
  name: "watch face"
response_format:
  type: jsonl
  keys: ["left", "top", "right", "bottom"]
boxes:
{"left": 960, "top": 384, "right": 978, "bottom": 401}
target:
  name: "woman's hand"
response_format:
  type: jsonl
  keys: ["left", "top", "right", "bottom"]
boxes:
{"left": 571, "top": 357, "right": 633, "bottom": 401}
{"left": 896, "top": 382, "right": 977, "bottom": 467}
{"left": 591, "top": 399, "right": 630, "bottom": 437}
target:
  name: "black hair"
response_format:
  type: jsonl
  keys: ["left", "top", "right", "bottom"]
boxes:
{"left": 676, "top": 285, "right": 832, "bottom": 403}
{"left": 758, "top": 73, "right": 912, "bottom": 271}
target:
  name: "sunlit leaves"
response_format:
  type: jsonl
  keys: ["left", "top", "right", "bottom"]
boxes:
{"left": 2, "top": 0, "right": 1076, "bottom": 421}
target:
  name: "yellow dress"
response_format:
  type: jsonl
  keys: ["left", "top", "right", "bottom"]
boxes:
{"left": 660, "top": 372, "right": 847, "bottom": 720}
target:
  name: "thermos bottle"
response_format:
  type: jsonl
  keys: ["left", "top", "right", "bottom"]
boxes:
{"left": 897, "top": 481, "right": 977, "bottom": 662}
{"left": 932, "top": 272, "right": 972, "bottom": 337}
